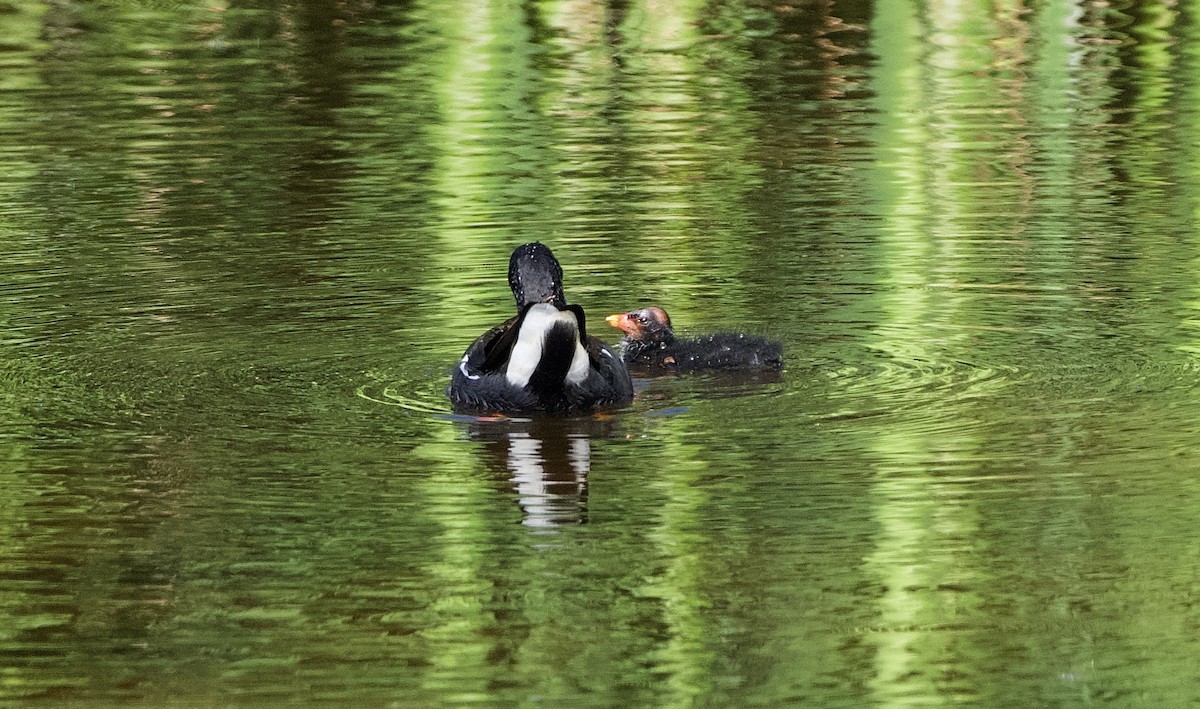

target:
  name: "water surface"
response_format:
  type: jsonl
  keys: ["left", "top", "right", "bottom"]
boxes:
{"left": 3, "top": 0, "right": 1200, "bottom": 706}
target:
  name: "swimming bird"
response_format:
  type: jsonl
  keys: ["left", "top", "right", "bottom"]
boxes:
{"left": 605, "top": 306, "right": 784, "bottom": 372}
{"left": 449, "top": 243, "right": 634, "bottom": 415}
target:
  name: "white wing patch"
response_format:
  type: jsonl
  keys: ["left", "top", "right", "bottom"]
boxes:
{"left": 565, "top": 333, "right": 590, "bottom": 385}
{"left": 459, "top": 354, "right": 480, "bottom": 380}
{"left": 506, "top": 303, "right": 589, "bottom": 388}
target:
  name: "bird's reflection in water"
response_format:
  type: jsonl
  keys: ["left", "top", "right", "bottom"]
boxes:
{"left": 463, "top": 416, "right": 619, "bottom": 529}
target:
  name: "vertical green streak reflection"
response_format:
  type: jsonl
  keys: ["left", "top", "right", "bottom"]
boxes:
{"left": 1184, "top": 3, "right": 1200, "bottom": 356}
{"left": 419, "top": 0, "right": 557, "bottom": 334}
{"left": 865, "top": 0, "right": 994, "bottom": 703}
{"left": 644, "top": 440, "right": 714, "bottom": 707}
{"left": 1029, "top": 0, "right": 1079, "bottom": 218}
{"left": 0, "top": 2, "right": 48, "bottom": 93}
{"left": 414, "top": 424, "right": 496, "bottom": 702}
{"left": 1129, "top": 2, "right": 1175, "bottom": 114}
{"left": 614, "top": 2, "right": 728, "bottom": 703}
{"left": 616, "top": 0, "right": 709, "bottom": 279}
{"left": 1120, "top": 2, "right": 1191, "bottom": 355}
{"left": 406, "top": 0, "right": 550, "bottom": 672}
{"left": 546, "top": 0, "right": 761, "bottom": 324}
{"left": 423, "top": 0, "right": 506, "bottom": 331}
{"left": 868, "top": 0, "right": 933, "bottom": 365}
{"left": 859, "top": 1, "right": 941, "bottom": 661}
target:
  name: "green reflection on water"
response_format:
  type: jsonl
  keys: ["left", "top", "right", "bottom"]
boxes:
{"left": 3, "top": 0, "right": 1200, "bottom": 706}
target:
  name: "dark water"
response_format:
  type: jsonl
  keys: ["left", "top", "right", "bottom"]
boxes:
{"left": 3, "top": 0, "right": 1200, "bottom": 705}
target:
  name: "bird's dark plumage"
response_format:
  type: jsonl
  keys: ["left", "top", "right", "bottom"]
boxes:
{"left": 448, "top": 243, "right": 634, "bottom": 415}
{"left": 606, "top": 306, "right": 784, "bottom": 372}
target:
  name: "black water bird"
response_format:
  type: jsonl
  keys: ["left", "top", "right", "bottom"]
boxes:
{"left": 448, "top": 242, "right": 634, "bottom": 415}
{"left": 606, "top": 306, "right": 784, "bottom": 372}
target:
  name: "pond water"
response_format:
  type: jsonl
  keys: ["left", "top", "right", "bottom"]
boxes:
{"left": 3, "top": 0, "right": 1200, "bottom": 706}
